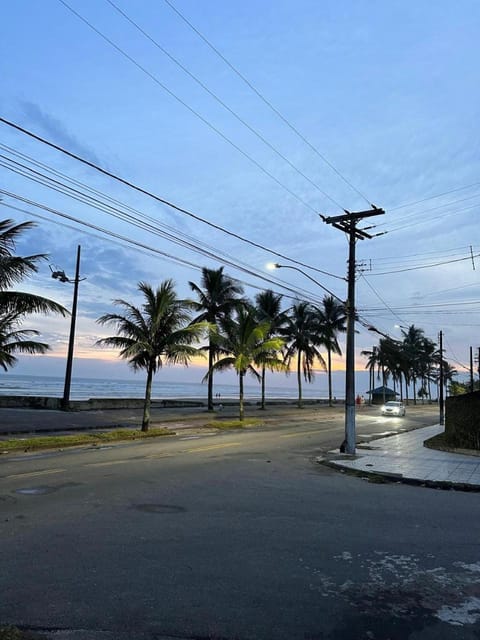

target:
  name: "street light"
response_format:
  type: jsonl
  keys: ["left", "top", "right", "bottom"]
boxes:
{"left": 266, "top": 263, "right": 341, "bottom": 300}
{"left": 267, "top": 263, "right": 357, "bottom": 451}
{"left": 51, "top": 245, "right": 84, "bottom": 410}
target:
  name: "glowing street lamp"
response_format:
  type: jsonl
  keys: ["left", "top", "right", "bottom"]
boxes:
{"left": 267, "top": 262, "right": 357, "bottom": 450}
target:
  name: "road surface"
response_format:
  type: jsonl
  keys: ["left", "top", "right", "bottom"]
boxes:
{"left": 1, "top": 405, "right": 479, "bottom": 639}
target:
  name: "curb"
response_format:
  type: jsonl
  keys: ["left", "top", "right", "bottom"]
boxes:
{"left": 317, "top": 456, "right": 480, "bottom": 492}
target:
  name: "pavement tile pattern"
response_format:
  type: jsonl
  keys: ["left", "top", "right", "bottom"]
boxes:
{"left": 327, "top": 425, "right": 480, "bottom": 488}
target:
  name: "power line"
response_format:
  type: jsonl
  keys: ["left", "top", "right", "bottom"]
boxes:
{"left": 379, "top": 192, "right": 480, "bottom": 229}
{"left": 388, "top": 180, "right": 480, "bottom": 212}
{"left": 362, "top": 245, "right": 473, "bottom": 266}
{"left": 104, "top": 0, "right": 345, "bottom": 210}
{"left": 362, "top": 253, "right": 480, "bottom": 276}
{"left": 0, "top": 189, "right": 331, "bottom": 305}
{"left": 421, "top": 281, "right": 480, "bottom": 298}
{"left": 56, "top": 0, "right": 333, "bottom": 213}
{"left": 0, "top": 119, "right": 345, "bottom": 281}
{"left": 359, "top": 274, "right": 406, "bottom": 324}
{"left": 360, "top": 300, "right": 480, "bottom": 311}
{"left": 385, "top": 202, "right": 479, "bottom": 235}
{"left": 162, "top": 0, "right": 373, "bottom": 207}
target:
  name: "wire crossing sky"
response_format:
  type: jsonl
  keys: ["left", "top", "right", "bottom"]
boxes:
{"left": 0, "top": 0, "right": 479, "bottom": 383}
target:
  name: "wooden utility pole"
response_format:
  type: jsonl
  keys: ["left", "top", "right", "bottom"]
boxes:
{"left": 323, "top": 207, "right": 385, "bottom": 454}
{"left": 62, "top": 245, "right": 82, "bottom": 410}
{"left": 470, "top": 346, "right": 474, "bottom": 393}
{"left": 439, "top": 330, "right": 444, "bottom": 426}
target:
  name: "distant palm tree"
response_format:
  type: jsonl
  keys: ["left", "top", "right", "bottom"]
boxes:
{"left": 401, "top": 325, "right": 427, "bottom": 404}
{"left": 361, "top": 346, "right": 378, "bottom": 405}
{"left": 314, "top": 295, "right": 346, "bottom": 406}
{"left": 254, "top": 289, "right": 288, "bottom": 409}
{"left": 96, "top": 280, "right": 206, "bottom": 431}
{"left": 189, "top": 267, "right": 244, "bottom": 410}
{"left": 0, "top": 219, "right": 67, "bottom": 370}
{"left": 209, "top": 305, "right": 285, "bottom": 421}
{"left": 283, "top": 301, "right": 326, "bottom": 408}
{"left": 442, "top": 361, "right": 458, "bottom": 395}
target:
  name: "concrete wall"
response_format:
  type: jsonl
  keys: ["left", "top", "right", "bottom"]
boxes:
{"left": 445, "top": 390, "right": 480, "bottom": 450}
{"left": 0, "top": 396, "right": 205, "bottom": 410}
{"left": 0, "top": 396, "right": 334, "bottom": 411}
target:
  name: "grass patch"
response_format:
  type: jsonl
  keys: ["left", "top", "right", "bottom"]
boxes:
{"left": 0, "top": 427, "right": 173, "bottom": 453}
{"left": 0, "top": 627, "right": 46, "bottom": 640}
{"left": 205, "top": 418, "right": 264, "bottom": 430}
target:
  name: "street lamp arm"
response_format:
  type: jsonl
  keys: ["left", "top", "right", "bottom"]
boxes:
{"left": 269, "top": 263, "right": 344, "bottom": 303}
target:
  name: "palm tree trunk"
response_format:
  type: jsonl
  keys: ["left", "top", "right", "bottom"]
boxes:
{"left": 239, "top": 371, "right": 244, "bottom": 421}
{"left": 327, "top": 348, "right": 333, "bottom": 407}
{"left": 297, "top": 352, "right": 303, "bottom": 409}
{"left": 207, "top": 341, "right": 214, "bottom": 411}
{"left": 142, "top": 363, "right": 154, "bottom": 432}
{"left": 260, "top": 365, "right": 266, "bottom": 410}
{"left": 369, "top": 366, "right": 374, "bottom": 405}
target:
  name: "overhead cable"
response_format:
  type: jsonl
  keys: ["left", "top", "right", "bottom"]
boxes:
{"left": 104, "top": 0, "right": 345, "bottom": 210}
{"left": 56, "top": 0, "right": 331, "bottom": 213}
{"left": 0, "top": 189, "right": 331, "bottom": 305}
{"left": 162, "top": 0, "right": 373, "bottom": 207}
{"left": 0, "top": 119, "right": 344, "bottom": 281}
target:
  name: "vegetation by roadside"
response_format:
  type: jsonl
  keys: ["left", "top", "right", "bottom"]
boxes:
{"left": 0, "top": 626, "right": 46, "bottom": 640}
{"left": 205, "top": 418, "right": 264, "bottom": 430}
{"left": 0, "top": 427, "right": 173, "bottom": 453}
{"left": 0, "top": 418, "right": 267, "bottom": 453}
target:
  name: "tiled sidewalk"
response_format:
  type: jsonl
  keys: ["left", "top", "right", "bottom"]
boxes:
{"left": 326, "top": 425, "right": 480, "bottom": 488}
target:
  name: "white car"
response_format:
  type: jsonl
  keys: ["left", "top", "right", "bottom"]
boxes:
{"left": 381, "top": 401, "right": 406, "bottom": 416}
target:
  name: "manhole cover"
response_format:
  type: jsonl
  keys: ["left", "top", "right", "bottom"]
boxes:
{"left": 133, "top": 503, "right": 186, "bottom": 514}
{"left": 15, "top": 486, "right": 56, "bottom": 495}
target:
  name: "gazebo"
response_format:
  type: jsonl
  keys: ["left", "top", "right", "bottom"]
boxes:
{"left": 366, "top": 386, "right": 398, "bottom": 405}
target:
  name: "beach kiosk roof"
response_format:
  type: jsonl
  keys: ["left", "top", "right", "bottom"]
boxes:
{"left": 366, "top": 386, "right": 398, "bottom": 404}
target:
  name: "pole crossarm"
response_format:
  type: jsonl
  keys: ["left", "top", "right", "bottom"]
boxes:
{"left": 323, "top": 207, "right": 385, "bottom": 240}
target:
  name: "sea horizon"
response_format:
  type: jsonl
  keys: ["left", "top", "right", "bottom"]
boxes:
{"left": 0, "top": 372, "right": 337, "bottom": 401}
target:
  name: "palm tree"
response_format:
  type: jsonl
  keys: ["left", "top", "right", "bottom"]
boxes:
{"left": 0, "top": 219, "right": 67, "bottom": 370}
{"left": 209, "top": 305, "right": 285, "bottom": 421}
{"left": 96, "top": 280, "right": 206, "bottom": 431}
{"left": 314, "top": 295, "right": 346, "bottom": 406}
{"left": 361, "top": 346, "right": 378, "bottom": 405}
{"left": 0, "top": 219, "right": 67, "bottom": 316}
{"left": 0, "top": 312, "right": 50, "bottom": 371}
{"left": 417, "top": 337, "right": 439, "bottom": 402}
{"left": 443, "top": 361, "right": 458, "bottom": 396}
{"left": 401, "top": 325, "right": 427, "bottom": 404}
{"left": 189, "top": 267, "right": 244, "bottom": 410}
{"left": 254, "top": 289, "right": 288, "bottom": 410}
{"left": 283, "top": 301, "right": 326, "bottom": 408}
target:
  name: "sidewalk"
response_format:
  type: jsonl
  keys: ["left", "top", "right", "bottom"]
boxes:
{"left": 323, "top": 424, "right": 480, "bottom": 490}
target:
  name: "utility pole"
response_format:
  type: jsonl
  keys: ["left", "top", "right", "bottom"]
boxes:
{"left": 51, "top": 246, "right": 84, "bottom": 410}
{"left": 323, "top": 207, "right": 385, "bottom": 454}
{"left": 470, "top": 346, "right": 474, "bottom": 393}
{"left": 439, "top": 330, "right": 444, "bottom": 426}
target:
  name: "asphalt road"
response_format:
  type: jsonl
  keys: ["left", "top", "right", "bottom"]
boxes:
{"left": 2, "top": 405, "right": 479, "bottom": 640}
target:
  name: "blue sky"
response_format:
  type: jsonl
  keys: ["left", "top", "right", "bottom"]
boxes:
{"left": 1, "top": 0, "right": 479, "bottom": 392}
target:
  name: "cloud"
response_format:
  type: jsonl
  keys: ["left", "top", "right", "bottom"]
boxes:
{"left": 20, "top": 101, "right": 103, "bottom": 166}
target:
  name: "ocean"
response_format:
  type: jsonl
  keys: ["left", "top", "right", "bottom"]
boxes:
{"left": 0, "top": 373, "right": 327, "bottom": 401}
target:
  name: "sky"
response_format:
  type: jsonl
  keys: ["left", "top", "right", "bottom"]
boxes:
{"left": 1, "top": 0, "right": 479, "bottom": 394}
